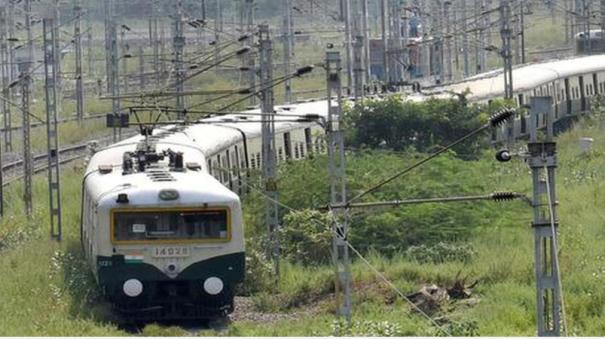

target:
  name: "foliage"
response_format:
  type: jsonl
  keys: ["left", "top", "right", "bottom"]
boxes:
{"left": 330, "top": 319, "right": 407, "bottom": 336}
{"left": 405, "top": 242, "right": 476, "bottom": 264}
{"left": 280, "top": 209, "right": 332, "bottom": 265}
{"left": 344, "top": 96, "right": 489, "bottom": 158}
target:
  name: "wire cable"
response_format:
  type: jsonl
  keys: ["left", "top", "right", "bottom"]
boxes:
{"left": 347, "top": 108, "right": 515, "bottom": 204}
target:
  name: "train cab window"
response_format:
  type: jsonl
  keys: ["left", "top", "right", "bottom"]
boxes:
{"left": 112, "top": 209, "right": 229, "bottom": 242}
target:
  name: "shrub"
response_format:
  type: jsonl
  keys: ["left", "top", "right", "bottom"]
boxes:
{"left": 280, "top": 209, "right": 332, "bottom": 265}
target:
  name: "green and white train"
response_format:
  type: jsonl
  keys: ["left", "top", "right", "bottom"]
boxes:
{"left": 80, "top": 101, "right": 328, "bottom": 320}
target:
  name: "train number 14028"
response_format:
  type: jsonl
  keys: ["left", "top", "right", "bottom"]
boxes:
{"left": 153, "top": 246, "right": 190, "bottom": 258}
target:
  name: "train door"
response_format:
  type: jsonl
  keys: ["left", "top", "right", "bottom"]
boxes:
{"left": 579, "top": 76, "right": 586, "bottom": 111}
{"left": 564, "top": 78, "right": 571, "bottom": 115}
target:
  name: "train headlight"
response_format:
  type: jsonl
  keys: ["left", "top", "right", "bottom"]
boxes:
{"left": 123, "top": 279, "right": 143, "bottom": 297}
{"left": 203, "top": 277, "right": 223, "bottom": 295}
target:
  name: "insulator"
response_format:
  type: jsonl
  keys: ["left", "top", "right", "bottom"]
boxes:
{"left": 489, "top": 107, "right": 516, "bottom": 127}
{"left": 491, "top": 191, "right": 519, "bottom": 202}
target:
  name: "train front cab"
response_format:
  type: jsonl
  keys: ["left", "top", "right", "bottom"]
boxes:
{"left": 88, "top": 190, "right": 245, "bottom": 321}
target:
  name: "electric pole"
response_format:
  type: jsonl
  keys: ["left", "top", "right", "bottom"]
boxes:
{"left": 500, "top": 0, "right": 513, "bottom": 99}
{"left": 0, "top": 5, "right": 11, "bottom": 154}
{"left": 120, "top": 26, "right": 129, "bottom": 94}
{"left": 243, "top": 0, "right": 255, "bottom": 106}
{"left": 0, "top": 5, "right": 6, "bottom": 216}
{"left": 343, "top": 0, "right": 353, "bottom": 93}
{"left": 105, "top": 0, "right": 120, "bottom": 141}
{"left": 74, "top": 0, "right": 84, "bottom": 122}
{"left": 214, "top": 0, "right": 223, "bottom": 73}
{"left": 380, "top": 0, "right": 389, "bottom": 83}
{"left": 174, "top": 0, "right": 185, "bottom": 117}
{"left": 529, "top": 96, "right": 563, "bottom": 337}
{"left": 139, "top": 45, "right": 145, "bottom": 90}
{"left": 259, "top": 24, "right": 279, "bottom": 277}
{"left": 283, "top": 0, "right": 294, "bottom": 103}
{"left": 462, "top": 0, "right": 470, "bottom": 77}
{"left": 20, "top": 0, "right": 34, "bottom": 219}
{"left": 43, "top": 14, "right": 63, "bottom": 241}
{"left": 326, "top": 50, "right": 352, "bottom": 325}
{"left": 361, "top": 0, "right": 371, "bottom": 83}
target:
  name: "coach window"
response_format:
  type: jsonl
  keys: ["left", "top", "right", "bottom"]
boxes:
{"left": 283, "top": 132, "right": 292, "bottom": 159}
{"left": 304, "top": 128, "right": 312, "bottom": 155}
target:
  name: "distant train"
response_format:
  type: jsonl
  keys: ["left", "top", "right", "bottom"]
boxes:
{"left": 427, "top": 54, "right": 605, "bottom": 140}
{"left": 80, "top": 101, "right": 327, "bottom": 320}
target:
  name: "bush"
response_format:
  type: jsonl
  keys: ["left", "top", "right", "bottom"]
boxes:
{"left": 331, "top": 319, "right": 407, "bottom": 336}
{"left": 405, "top": 242, "right": 476, "bottom": 263}
{"left": 280, "top": 209, "right": 332, "bottom": 265}
{"left": 344, "top": 96, "right": 489, "bottom": 158}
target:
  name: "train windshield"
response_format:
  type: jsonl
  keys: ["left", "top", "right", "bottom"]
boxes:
{"left": 113, "top": 209, "right": 229, "bottom": 242}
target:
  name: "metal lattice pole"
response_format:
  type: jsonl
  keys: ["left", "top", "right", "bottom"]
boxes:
{"left": 139, "top": 45, "right": 145, "bottom": 90}
{"left": 259, "top": 24, "right": 279, "bottom": 277}
{"left": 380, "top": 0, "right": 389, "bottom": 82}
{"left": 105, "top": 0, "right": 120, "bottom": 141}
{"left": 343, "top": 0, "right": 353, "bottom": 91}
{"left": 43, "top": 16, "right": 63, "bottom": 242}
{"left": 361, "top": 0, "right": 370, "bottom": 83}
{"left": 500, "top": 0, "right": 513, "bottom": 99}
{"left": 20, "top": 0, "right": 33, "bottom": 219}
{"left": 327, "top": 51, "right": 352, "bottom": 324}
{"left": 120, "top": 26, "right": 129, "bottom": 95}
{"left": 74, "top": 0, "right": 84, "bottom": 122}
{"left": 214, "top": 0, "right": 222, "bottom": 73}
{"left": 151, "top": 0, "right": 160, "bottom": 87}
{"left": 462, "top": 0, "right": 470, "bottom": 78}
{"left": 87, "top": 9, "right": 94, "bottom": 77}
{"left": 283, "top": 0, "right": 294, "bottom": 103}
{"left": 528, "top": 96, "right": 562, "bottom": 337}
{"left": 0, "top": 6, "right": 11, "bottom": 154}
{"left": 174, "top": 0, "right": 185, "bottom": 117}
{"left": 243, "top": 0, "right": 255, "bottom": 106}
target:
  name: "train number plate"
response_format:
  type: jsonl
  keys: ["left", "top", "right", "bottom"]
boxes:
{"left": 153, "top": 246, "right": 190, "bottom": 258}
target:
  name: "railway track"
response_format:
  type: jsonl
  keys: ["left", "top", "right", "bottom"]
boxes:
{"left": 1, "top": 130, "right": 138, "bottom": 187}
{"left": 0, "top": 112, "right": 107, "bottom": 133}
